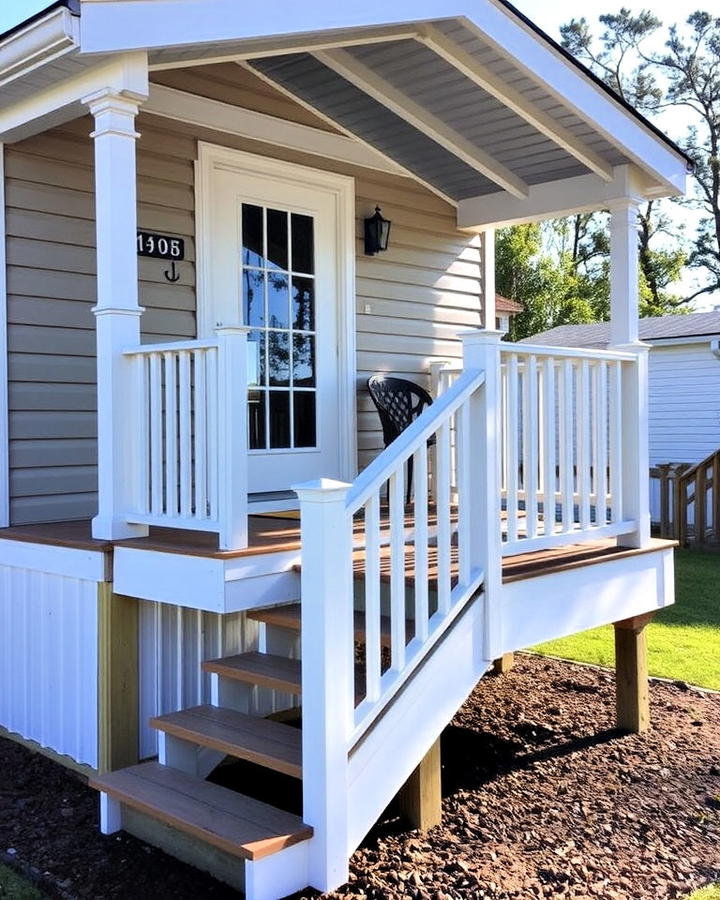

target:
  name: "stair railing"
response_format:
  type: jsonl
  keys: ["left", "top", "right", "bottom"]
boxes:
{"left": 674, "top": 449, "right": 720, "bottom": 545}
{"left": 294, "top": 329, "right": 503, "bottom": 892}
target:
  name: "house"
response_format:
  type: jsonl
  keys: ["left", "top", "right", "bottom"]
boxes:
{"left": 495, "top": 293, "right": 523, "bottom": 332}
{"left": 525, "top": 312, "right": 720, "bottom": 525}
{"left": 0, "top": 1, "right": 686, "bottom": 897}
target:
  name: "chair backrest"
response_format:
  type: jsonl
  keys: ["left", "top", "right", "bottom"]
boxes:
{"left": 367, "top": 375, "right": 434, "bottom": 447}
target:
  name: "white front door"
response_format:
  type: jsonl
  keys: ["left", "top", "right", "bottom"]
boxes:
{"left": 202, "top": 149, "right": 352, "bottom": 494}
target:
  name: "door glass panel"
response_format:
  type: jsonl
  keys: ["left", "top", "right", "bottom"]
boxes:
{"left": 293, "top": 393, "right": 316, "bottom": 447}
{"left": 292, "top": 277, "right": 314, "bottom": 331}
{"left": 242, "top": 204, "right": 264, "bottom": 267}
{"left": 243, "top": 270, "right": 265, "bottom": 327}
{"left": 266, "top": 209, "right": 288, "bottom": 270}
{"left": 291, "top": 213, "right": 314, "bottom": 274}
{"left": 292, "top": 334, "right": 315, "bottom": 387}
{"left": 269, "top": 391, "right": 290, "bottom": 448}
{"left": 267, "top": 272, "right": 290, "bottom": 329}
{"left": 241, "top": 203, "right": 317, "bottom": 450}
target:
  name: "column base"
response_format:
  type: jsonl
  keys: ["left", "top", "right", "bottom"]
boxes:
{"left": 92, "top": 515, "right": 149, "bottom": 541}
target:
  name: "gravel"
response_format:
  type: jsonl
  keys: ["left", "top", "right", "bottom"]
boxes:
{"left": 1, "top": 653, "right": 718, "bottom": 899}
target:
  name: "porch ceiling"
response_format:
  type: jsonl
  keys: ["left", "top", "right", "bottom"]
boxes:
{"left": 0, "top": 0, "right": 691, "bottom": 221}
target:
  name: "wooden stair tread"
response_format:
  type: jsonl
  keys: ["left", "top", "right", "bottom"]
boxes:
{"left": 202, "top": 652, "right": 301, "bottom": 694}
{"left": 150, "top": 705, "right": 302, "bottom": 779}
{"left": 89, "top": 761, "right": 312, "bottom": 861}
{"left": 248, "top": 604, "right": 412, "bottom": 647}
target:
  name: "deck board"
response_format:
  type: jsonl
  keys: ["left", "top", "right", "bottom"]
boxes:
{"left": 0, "top": 518, "right": 675, "bottom": 581}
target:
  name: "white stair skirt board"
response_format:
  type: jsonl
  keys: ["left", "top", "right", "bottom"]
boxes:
{"left": 244, "top": 840, "right": 310, "bottom": 900}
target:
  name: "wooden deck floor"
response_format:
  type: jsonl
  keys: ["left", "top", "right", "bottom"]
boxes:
{"left": 0, "top": 518, "right": 675, "bottom": 583}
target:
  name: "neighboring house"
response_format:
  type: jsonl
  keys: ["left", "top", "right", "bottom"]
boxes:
{"left": 526, "top": 312, "right": 720, "bottom": 521}
{"left": 496, "top": 293, "right": 523, "bottom": 333}
{"left": 0, "top": 2, "right": 688, "bottom": 898}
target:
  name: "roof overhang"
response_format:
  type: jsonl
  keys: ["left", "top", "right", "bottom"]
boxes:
{"left": 0, "top": 0, "right": 690, "bottom": 228}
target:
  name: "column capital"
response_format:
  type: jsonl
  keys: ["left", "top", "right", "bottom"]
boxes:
{"left": 606, "top": 195, "right": 644, "bottom": 214}
{"left": 83, "top": 88, "right": 145, "bottom": 139}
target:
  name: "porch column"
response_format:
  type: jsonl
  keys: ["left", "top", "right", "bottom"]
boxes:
{"left": 84, "top": 88, "right": 148, "bottom": 540}
{"left": 608, "top": 198, "right": 651, "bottom": 548}
{"left": 482, "top": 228, "right": 496, "bottom": 329}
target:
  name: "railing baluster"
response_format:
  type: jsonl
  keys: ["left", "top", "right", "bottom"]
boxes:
{"left": 578, "top": 359, "right": 591, "bottom": 529}
{"left": 457, "top": 402, "right": 471, "bottom": 584}
{"left": 542, "top": 357, "right": 556, "bottom": 537}
{"left": 559, "top": 360, "right": 574, "bottom": 532}
{"left": 525, "top": 355, "right": 539, "bottom": 539}
{"left": 135, "top": 354, "right": 149, "bottom": 515}
{"left": 609, "top": 360, "right": 623, "bottom": 524}
{"left": 364, "top": 493, "right": 382, "bottom": 703}
{"left": 506, "top": 353, "right": 519, "bottom": 544}
{"left": 194, "top": 350, "right": 207, "bottom": 519}
{"left": 413, "top": 445, "right": 429, "bottom": 643}
{"left": 149, "top": 353, "right": 162, "bottom": 516}
{"left": 596, "top": 361, "right": 608, "bottom": 525}
{"left": 164, "top": 352, "right": 178, "bottom": 518}
{"left": 436, "top": 420, "right": 452, "bottom": 613}
{"left": 178, "top": 351, "right": 192, "bottom": 518}
{"left": 389, "top": 470, "right": 406, "bottom": 672}
{"left": 206, "top": 347, "right": 219, "bottom": 522}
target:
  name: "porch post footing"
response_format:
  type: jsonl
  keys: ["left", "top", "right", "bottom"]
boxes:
{"left": 492, "top": 652, "right": 515, "bottom": 675}
{"left": 397, "top": 737, "right": 442, "bottom": 831}
{"left": 614, "top": 612, "right": 654, "bottom": 733}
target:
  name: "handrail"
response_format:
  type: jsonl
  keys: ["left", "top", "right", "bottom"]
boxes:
{"left": 675, "top": 447, "right": 720, "bottom": 546}
{"left": 503, "top": 341, "right": 638, "bottom": 362}
{"left": 123, "top": 337, "right": 218, "bottom": 356}
{"left": 346, "top": 368, "right": 485, "bottom": 513}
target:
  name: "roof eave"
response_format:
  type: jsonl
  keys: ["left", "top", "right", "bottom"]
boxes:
{"left": 0, "top": 5, "right": 79, "bottom": 89}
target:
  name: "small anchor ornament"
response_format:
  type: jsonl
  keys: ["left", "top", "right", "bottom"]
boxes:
{"left": 164, "top": 261, "right": 181, "bottom": 282}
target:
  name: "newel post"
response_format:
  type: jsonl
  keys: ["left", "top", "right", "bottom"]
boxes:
{"left": 293, "top": 478, "right": 354, "bottom": 891}
{"left": 216, "top": 325, "right": 250, "bottom": 550}
{"left": 460, "top": 329, "right": 504, "bottom": 660}
{"left": 85, "top": 88, "right": 148, "bottom": 540}
{"left": 608, "top": 198, "right": 651, "bottom": 548}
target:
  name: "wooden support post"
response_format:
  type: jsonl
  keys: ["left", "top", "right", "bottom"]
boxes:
{"left": 98, "top": 586, "right": 139, "bottom": 773}
{"left": 398, "top": 738, "right": 442, "bottom": 831}
{"left": 492, "top": 652, "right": 515, "bottom": 675}
{"left": 614, "top": 613, "right": 654, "bottom": 733}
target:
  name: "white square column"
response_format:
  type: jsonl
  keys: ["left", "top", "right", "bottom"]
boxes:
{"left": 84, "top": 89, "right": 149, "bottom": 540}
{"left": 608, "top": 198, "right": 651, "bottom": 548}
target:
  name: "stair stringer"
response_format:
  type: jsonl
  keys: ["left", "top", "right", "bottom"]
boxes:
{"left": 346, "top": 596, "right": 490, "bottom": 853}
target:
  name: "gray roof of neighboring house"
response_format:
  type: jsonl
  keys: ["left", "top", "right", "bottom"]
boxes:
{"left": 523, "top": 311, "right": 720, "bottom": 348}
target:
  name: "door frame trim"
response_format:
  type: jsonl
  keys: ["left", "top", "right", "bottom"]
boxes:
{"left": 195, "top": 141, "right": 357, "bottom": 484}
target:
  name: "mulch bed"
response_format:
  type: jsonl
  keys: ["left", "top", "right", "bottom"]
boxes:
{"left": 1, "top": 654, "right": 719, "bottom": 899}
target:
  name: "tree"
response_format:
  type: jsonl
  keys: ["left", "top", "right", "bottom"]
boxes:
{"left": 560, "top": 9, "right": 691, "bottom": 312}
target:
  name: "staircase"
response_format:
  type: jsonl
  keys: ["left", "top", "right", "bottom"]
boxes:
{"left": 91, "top": 334, "right": 501, "bottom": 897}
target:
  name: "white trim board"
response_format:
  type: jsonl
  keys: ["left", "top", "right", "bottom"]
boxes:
{"left": 144, "top": 83, "right": 407, "bottom": 178}
{"left": 0, "top": 144, "right": 8, "bottom": 527}
{"left": 194, "top": 143, "right": 358, "bottom": 485}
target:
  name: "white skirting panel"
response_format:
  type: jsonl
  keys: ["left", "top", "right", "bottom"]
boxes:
{"left": 0, "top": 564, "right": 99, "bottom": 767}
{"left": 138, "top": 602, "right": 257, "bottom": 759}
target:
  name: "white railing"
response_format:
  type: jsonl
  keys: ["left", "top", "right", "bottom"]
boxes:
{"left": 295, "top": 331, "right": 503, "bottom": 890}
{"left": 499, "top": 343, "right": 638, "bottom": 554}
{"left": 431, "top": 342, "right": 642, "bottom": 554}
{"left": 123, "top": 326, "right": 249, "bottom": 550}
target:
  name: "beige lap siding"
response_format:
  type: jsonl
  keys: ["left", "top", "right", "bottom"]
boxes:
{"left": 4, "top": 63, "right": 485, "bottom": 523}
{"left": 5, "top": 119, "right": 196, "bottom": 524}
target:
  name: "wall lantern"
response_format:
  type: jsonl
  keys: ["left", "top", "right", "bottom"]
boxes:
{"left": 364, "top": 205, "right": 391, "bottom": 256}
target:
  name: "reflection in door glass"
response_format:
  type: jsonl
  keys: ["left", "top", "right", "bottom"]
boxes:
{"left": 240, "top": 203, "right": 317, "bottom": 451}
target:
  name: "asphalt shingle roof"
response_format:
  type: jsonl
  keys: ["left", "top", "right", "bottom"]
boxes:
{"left": 523, "top": 311, "right": 720, "bottom": 348}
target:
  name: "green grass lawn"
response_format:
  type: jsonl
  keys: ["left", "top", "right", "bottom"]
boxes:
{"left": 687, "top": 886, "right": 720, "bottom": 899}
{"left": 0, "top": 865, "right": 45, "bottom": 900}
{"left": 533, "top": 548, "right": 720, "bottom": 690}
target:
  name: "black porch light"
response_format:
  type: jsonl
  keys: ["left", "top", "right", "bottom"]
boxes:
{"left": 364, "top": 205, "right": 391, "bottom": 256}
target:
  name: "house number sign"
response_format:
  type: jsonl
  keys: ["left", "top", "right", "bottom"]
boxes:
{"left": 137, "top": 231, "right": 185, "bottom": 282}
{"left": 137, "top": 231, "right": 185, "bottom": 260}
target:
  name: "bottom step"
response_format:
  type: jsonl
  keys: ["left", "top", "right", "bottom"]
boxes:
{"left": 90, "top": 761, "right": 312, "bottom": 860}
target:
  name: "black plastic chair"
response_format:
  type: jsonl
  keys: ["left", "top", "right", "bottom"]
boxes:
{"left": 367, "top": 375, "right": 434, "bottom": 504}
